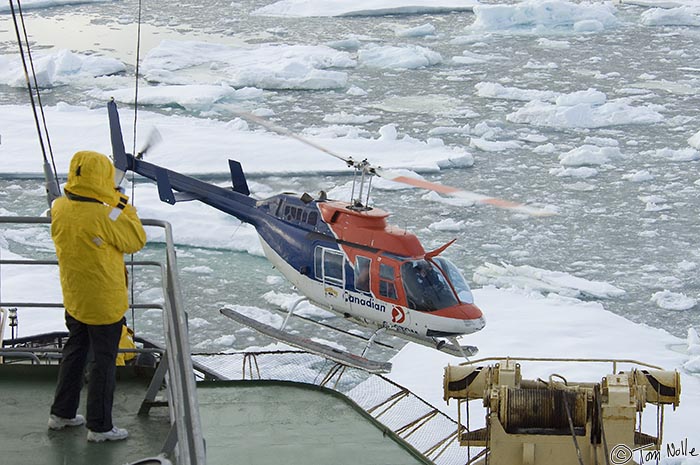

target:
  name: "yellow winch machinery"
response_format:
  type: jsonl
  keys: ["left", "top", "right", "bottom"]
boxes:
{"left": 444, "top": 358, "right": 680, "bottom": 465}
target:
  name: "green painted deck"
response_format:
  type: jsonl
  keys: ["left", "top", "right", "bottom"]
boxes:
{"left": 0, "top": 365, "right": 428, "bottom": 465}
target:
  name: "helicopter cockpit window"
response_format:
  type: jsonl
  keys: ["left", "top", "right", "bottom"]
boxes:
{"left": 314, "top": 247, "right": 344, "bottom": 285}
{"left": 354, "top": 256, "right": 371, "bottom": 293}
{"left": 401, "top": 259, "right": 458, "bottom": 311}
{"left": 379, "top": 263, "right": 397, "bottom": 300}
{"left": 432, "top": 257, "right": 474, "bottom": 304}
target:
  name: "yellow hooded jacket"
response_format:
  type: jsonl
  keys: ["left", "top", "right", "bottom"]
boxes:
{"left": 51, "top": 151, "right": 147, "bottom": 325}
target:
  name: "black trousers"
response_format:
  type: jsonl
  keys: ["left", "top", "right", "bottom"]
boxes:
{"left": 50, "top": 312, "right": 124, "bottom": 433}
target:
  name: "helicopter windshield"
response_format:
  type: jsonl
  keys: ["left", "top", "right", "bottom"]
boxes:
{"left": 401, "top": 259, "right": 458, "bottom": 311}
{"left": 432, "top": 257, "right": 474, "bottom": 304}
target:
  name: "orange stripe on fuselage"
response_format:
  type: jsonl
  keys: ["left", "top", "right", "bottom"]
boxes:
{"left": 318, "top": 202, "right": 425, "bottom": 257}
{"left": 429, "top": 302, "right": 483, "bottom": 321}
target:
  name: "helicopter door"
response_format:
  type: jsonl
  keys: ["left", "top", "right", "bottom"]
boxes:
{"left": 314, "top": 247, "right": 345, "bottom": 288}
{"left": 354, "top": 256, "right": 371, "bottom": 293}
{"left": 378, "top": 263, "right": 398, "bottom": 301}
{"left": 376, "top": 261, "right": 412, "bottom": 328}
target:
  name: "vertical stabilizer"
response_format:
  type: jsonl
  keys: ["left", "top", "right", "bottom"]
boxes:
{"left": 107, "top": 99, "right": 129, "bottom": 186}
{"left": 229, "top": 159, "right": 250, "bottom": 196}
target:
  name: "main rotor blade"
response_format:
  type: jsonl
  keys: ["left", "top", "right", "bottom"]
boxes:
{"left": 374, "top": 168, "right": 555, "bottom": 217}
{"left": 235, "top": 111, "right": 355, "bottom": 167}
{"left": 235, "top": 111, "right": 553, "bottom": 217}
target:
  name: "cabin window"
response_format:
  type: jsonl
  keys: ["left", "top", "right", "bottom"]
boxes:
{"left": 379, "top": 263, "right": 397, "bottom": 300}
{"left": 314, "top": 248, "right": 322, "bottom": 278}
{"left": 354, "top": 256, "right": 371, "bottom": 293}
{"left": 307, "top": 211, "right": 318, "bottom": 226}
{"left": 274, "top": 199, "right": 283, "bottom": 217}
{"left": 314, "top": 247, "right": 344, "bottom": 285}
{"left": 296, "top": 208, "right": 303, "bottom": 221}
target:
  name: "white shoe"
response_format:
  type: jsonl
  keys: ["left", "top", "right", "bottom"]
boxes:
{"left": 48, "top": 414, "right": 86, "bottom": 430}
{"left": 87, "top": 426, "right": 129, "bottom": 442}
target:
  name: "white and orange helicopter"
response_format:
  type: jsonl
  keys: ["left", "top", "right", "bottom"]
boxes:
{"left": 108, "top": 101, "right": 552, "bottom": 372}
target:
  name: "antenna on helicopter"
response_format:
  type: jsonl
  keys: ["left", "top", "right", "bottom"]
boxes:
{"left": 233, "top": 111, "right": 555, "bottom": 217}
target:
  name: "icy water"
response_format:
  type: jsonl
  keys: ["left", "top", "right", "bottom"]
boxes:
{"left": 1, "top": 0, "right": 699, "bottom": 355}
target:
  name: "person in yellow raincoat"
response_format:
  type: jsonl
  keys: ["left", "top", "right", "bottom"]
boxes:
{"left": 47, "top": 151, "right": 146, "bottom": 443}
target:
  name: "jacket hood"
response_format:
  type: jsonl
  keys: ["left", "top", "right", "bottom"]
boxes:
{"left": 64, "top": 151, "right": 122, "bottom": 206}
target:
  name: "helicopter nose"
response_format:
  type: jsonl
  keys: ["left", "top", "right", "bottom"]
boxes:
{"left": 461, "top": 303, "right": 483, "bottom": 320}
{"left": 461, "top": 303, "right": 486, "bottom": 332}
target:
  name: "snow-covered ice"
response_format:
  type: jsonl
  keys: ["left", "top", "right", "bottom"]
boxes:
{"left": 358, "top": 44, "right": 442, "bottom": 69}
{"left": 0, "top": 49, "right": 125, "bottom": 88}
{"left": 0, "top": 103, "right": 473, "bottom": 175}
{"left": 469, "top": 0, "right": 619, "bottom": 33}
{"left": 251, "top": 0, "right": 479, "bottom": 17}
{"left": 142, "top": 41, "right": 354, "bottom": 90}
{"left": 473, "top": 262, "right": 627, "bottom": 299}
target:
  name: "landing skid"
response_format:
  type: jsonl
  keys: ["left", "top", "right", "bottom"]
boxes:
{"left": 396, "top": 332, "right": 478, "bottom": 359}
{"left": 220, "top": 307, "right": 392, "bottom": 374}
{"left": 264, "top": 295, "right": 476, "bottom": 360}
{"left": 272, "top": 297, "right": 396, "bottom": 350}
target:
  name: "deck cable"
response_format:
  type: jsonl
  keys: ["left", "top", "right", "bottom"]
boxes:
{"left": 128, "top": 0, "right": 145, "bottom": 334}
{"left": 9, "top": 0, "right": 62, "bottom": 206}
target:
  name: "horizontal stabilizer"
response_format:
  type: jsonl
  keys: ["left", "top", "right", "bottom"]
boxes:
{"left": 156, "top": 168, "right": 176, "bottom": 205}
{"left": 220, "top": 307, "right": 392, "bottom": 374}
{"left": 173, "top": 192, "right": 201, "bottom": 202}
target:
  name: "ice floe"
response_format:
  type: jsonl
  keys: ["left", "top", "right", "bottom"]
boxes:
{"left": 251, "top": 0, "right": 479, "bottom": 17}
{"left": 90, "top": 85, "right": 263, "bottom": 111}
{"left": 358, "top": 44, "right": 442, "bottom": 69}
{"left": 142, "top": 40, "right": 354, "bottom": 90}
{"left": 558, "top": 144, "right": 623, "bottom": 167}
{"left": 640, "top": 5, "right": 700, "bottom": 26}
{"left": 0, "top": 103, "right": 475, "bottom": 175}
{"left": 473, "top": 262, "right": 627, "bottom": 299}
{"left": 0, "top": 0, "right": 112, "bottom": 13}
{"left": 0, "top": 49, "right": 125, "bottom": 88}
{"left": 469, "top": 0, "right": 619, "bottom": 34}
{"left": 651, "top": 290, "right": 698, "bottom": 311}
{"left": 506, "top": 90, "right": 664, "bottom": 129}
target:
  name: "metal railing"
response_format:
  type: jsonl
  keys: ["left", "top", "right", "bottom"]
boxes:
{"left": 0, "top": 216, "right": 206, "bottom": 465}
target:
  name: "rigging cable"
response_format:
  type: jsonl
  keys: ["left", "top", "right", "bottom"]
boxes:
{"left": 9, "top": 0, "right": 62, "bottom": 206}
{"left": 128, "top": 0, "right": 145, "bottom": 333}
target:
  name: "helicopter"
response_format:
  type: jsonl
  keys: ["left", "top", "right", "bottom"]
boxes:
{"left": 107, "top": 101, "right": 552, "bottom": 370}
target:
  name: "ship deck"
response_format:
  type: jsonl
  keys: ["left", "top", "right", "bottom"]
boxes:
{"left": 0, "top": 364, "right": 429, "bottom": 465}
